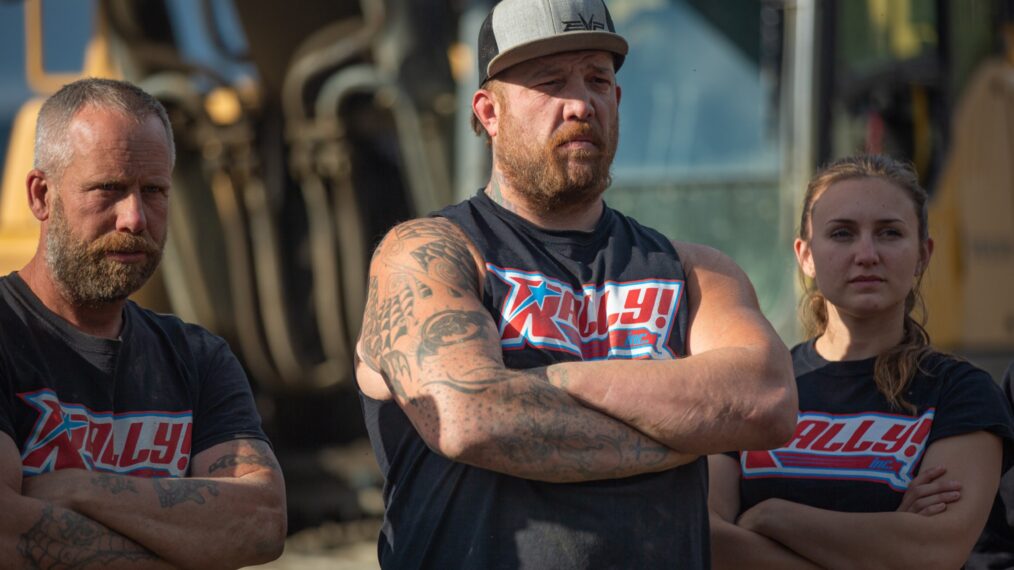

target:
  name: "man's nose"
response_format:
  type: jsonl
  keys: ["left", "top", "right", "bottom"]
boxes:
{"left": 115, "top": 190, "right": 147, "bottom": 234}
{"left": 561, "top": 81, "right": 594, "bottom": 121}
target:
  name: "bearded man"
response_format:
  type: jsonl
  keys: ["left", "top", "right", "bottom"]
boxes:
{"left": 0, "top": 78, "right": 285, "bottom": 569}
{"left": 355, "top": 0, "right": 798, "bottom": 568}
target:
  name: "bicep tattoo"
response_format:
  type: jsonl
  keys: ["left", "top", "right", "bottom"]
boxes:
{"left": 361, "top": 220, "right": 485, "bottom": 393}
{"left": 205, "top": 440, "right": 280, "bottom": 476}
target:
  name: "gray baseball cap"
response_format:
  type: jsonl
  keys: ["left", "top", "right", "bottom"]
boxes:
{"left": 477, "top": 0, "right": 629, "bottom": 85}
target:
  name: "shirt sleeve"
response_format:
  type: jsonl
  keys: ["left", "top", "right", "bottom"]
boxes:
{"left": 928, "top": 359, "right": 1014, "bottom": 446}
{"left": 190, "top": 332, "right": 270, "bottom": 456}
{"left": 0, "top": 350, "right": 14, "bottom": 442}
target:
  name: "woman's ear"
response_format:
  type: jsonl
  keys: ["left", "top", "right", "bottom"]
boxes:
{"left": 794, "top": 238, "right": 816, "bottom": 279}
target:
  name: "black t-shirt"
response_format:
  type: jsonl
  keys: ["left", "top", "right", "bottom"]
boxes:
{"left": 967, "top": 362, "right": 1014, "bottom": 570}
{"left": 361, "top": 192, "right": 705, "bottom": 569}
{"left": 732, "top": 340, "right": 1014, "bottom": 514}
{"left": 0, "top": 272, "right": 267, "bottom": 477}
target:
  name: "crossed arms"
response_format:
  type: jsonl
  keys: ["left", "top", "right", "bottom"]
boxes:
{"left": 0, "top": 433, "right": 286, "bottom": 569}
{"left": 355, "top": 217, "right": 797, "bottom": 482}
{"left": 708, "top": 431, "right": 1002, "bottom": 570}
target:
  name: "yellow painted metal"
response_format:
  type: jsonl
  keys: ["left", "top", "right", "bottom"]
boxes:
{"left": 0, "top": 99, "right": 44, "bottom": 277}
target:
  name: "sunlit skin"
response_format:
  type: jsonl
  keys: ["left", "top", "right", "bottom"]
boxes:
{"left": 20, "top": 105, "right": 172, "bottom": 339}
{"left": 794, "top": 177, "right": 933, "bottom": 360}
{"left": 473, "top": 50, "right": 621, "bottom": 230}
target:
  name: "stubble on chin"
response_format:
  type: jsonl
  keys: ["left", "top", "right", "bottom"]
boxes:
{"left": 45, "top": 197, "right": 164, "bottom": 307}
{"left": 495, "top": 113, "right": 618, "bottom": 216}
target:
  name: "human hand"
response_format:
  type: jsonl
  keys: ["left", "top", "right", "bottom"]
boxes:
{"left": 896, "top": 465, "right": 961, "bottom": 516}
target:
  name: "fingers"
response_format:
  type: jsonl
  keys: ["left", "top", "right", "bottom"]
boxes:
{"left": 910, "top": 465, "right": 947, "bottom": 486}
{"left": 897, "top": 465, "right": 962, "bottom": 516}
{"left": 910, "top": 489, "right": 962, "bottom": 515}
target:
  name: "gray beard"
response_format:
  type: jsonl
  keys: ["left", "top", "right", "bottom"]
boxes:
{"left": 45, "top": 197, "right": 163, "bottom": 307}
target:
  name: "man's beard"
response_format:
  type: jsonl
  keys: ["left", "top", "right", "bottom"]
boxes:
{"left": 496, "top": 108, "right": 618, "bottom": 216}
{"left": 45, "top": 195, "right": 164, "bottom": 307}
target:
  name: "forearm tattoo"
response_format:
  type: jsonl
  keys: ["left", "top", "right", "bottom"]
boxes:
{"left": 151, "top": 478, "right": 220, "bottom": 508}
{"left": 90, "top": 473, "right": 137, "bottom": 495}
{"left": 360, "top": 219, "right": 674, "bottom": 477}
{"left": 461, "top": 367, "right": 671, "bottom": 474}
{"left": 17, "top": 505, "right": 156, "bottom": 569}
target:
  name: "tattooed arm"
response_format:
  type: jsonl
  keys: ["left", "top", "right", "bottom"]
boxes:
{"left": 21, "top": 438, "right": 286, "bottom": 570}
{"left": 356, "top": 218, "right": 696, "bottom": 482}
{"left": 547, "top": 242, "right": 798, "bottom": 453}
{"left": 0, "top": 432, "right": 176, "bottom": 569}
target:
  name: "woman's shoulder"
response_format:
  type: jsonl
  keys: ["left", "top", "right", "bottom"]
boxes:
{"left": 918, "top": 350, "right": 991, "bottom": 383}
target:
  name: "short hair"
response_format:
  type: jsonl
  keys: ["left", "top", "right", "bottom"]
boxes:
{"left": 34, "top": 78, "right": 176, "bottom": 180}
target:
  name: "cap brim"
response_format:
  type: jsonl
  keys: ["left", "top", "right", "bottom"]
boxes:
{"left": 486, "top": 32, "right": 628, "bottom": 80}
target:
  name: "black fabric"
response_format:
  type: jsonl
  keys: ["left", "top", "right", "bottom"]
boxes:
{"left": 732, "top": 341, "right": 1014, "bottom": 516}
{"left": 360, "top": 191, "right": 706, "bottom": 569}
{"left": 967, "top": 362, "right": 1014, "bottom": 570}
{"left": 477, "top": 10, "right": 499, "bottom": 85}
{"left": 0, "top": 273, "right": 267, "bottom": 478}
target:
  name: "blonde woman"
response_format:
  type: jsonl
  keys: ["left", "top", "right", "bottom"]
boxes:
{"left": 709, "top": 155, "right": 1014, "bottom": 569}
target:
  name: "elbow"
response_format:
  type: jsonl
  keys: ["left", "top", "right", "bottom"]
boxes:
{"left": 894, "top": 543, "right": 974, "bottom": 570}
{"left": 239, "top": 481, "right": 288, "bottom": 567}
{"left": 431, "top": 425, "right": 496, "bottom": 467}
{"left": 757, "top": 388, "right": 798, "bottom": 448}
{"left": 431, "top": 430, "right": 470, "bottom": 463}
{"left": 250, "top": 502, "right": 287, "bottom": 565}
{"left": 746, "top": 348, "right": 798, "bottom": 449}
{"left": 421, "top": 417, "right": 480, "bottom": 464}
{"left": 427, "top": 416, "right": 517, "bottom": 473}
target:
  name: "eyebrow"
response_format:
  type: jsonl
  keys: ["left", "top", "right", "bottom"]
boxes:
{"left": 528, "top": 66, "right": 565, "bottom": 81}
{"left": 84, "top": 179, "right": 127, "bottom": 189}
{"left": 825, "top": 217, "right": 906, "bottom": 224}
{"left": 526, "top": 62, "right": 613, "bottom": 81}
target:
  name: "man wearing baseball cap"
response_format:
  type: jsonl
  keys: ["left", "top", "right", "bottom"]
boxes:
{"left": 356, "top": 0, "right": 797, "bottom": 567}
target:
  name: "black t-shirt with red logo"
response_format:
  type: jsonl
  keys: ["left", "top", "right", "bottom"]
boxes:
{"left": 732, "top": 340, "right": 1013, "bottom": 515}
{"left": 361, "top": 191, "right": 703, "bottom": 570}
{"left": 0, "top": 272, "right": 267, "bottom": 478}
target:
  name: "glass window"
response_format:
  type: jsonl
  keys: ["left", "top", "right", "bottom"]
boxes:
{"left": 606, "top": 0, "right": 793, "bottom": 323}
